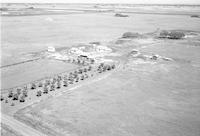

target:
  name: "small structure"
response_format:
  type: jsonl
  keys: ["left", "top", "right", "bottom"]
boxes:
{"left": 95, "top": 45, "right": 112, "bottom": 53}
{"left": 47, "top": 46, "right": 56, "bottom": 52}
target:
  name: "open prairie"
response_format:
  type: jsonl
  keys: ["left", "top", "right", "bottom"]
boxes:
{"left": 1, "top": 3, "right": 200, "bottom": 136}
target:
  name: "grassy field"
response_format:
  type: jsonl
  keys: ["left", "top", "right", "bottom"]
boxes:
{"left": 1, "top": 3, "right": 200, "bottom": 136}
{"left": 14, "top": 39, "right": 200, "bottom": 136}
{"left": 1, "top": 59, "right": 78, "bottom": 90}
{"left": 1, "top": 9, "right": 200, "bottom": 66}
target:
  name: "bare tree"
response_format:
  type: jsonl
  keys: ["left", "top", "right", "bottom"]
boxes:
{"left": 84, "top": 74, "right": 89, "bottom": 78}
{"left": 8, "top": 90, "right": 13, "bottom": 98}
{"left": 22, "top": 89, "right": 28, "bottom": 97}
{"left": 23, "top": 85, "right": 28, "bottom": 91}
{"left": 50, "top": 84, "right": 55, "bottom": 91}
{"left": 37, "top": 90, "right": 42, "bottom": 96}
{"left": 90, "top": 59, "right": 95, "bottom": 64}
{"left": 52, "top": 77, "right": 57, "bottom": 83}
{"left": 80, "top": 75, "right": 84, "bottom": 80}
{"left": 83, "top": 68, "right": 87, "bottom": 72}
{"left": 31, "top": 83, "right": 36, "bottom": 89}
{"left": 111, "top": 64, "right": 116, "bottom": 69}
{"left": 45, "top": 79, "right": 51, "bottom": 85}
{"left": 38, "top": 82, "right": 43, "bottom": 87}
{"left": 11, "top": 102, "right": 15, "bottom": 106}
{"left": 78, "top": 69, "right": 83, "bottom": 74}
{"left": 5, "top": 99, "right": 8, "bottom": 103}
{"left": 63, "top": 80, "right": 68, "bottom": 87}
{"left": 13, "top": 93, "right": 19, "bottom": 100}
{"left": 17, "top": 88, "right": 21, "bottom": 95}
{"left": 77, "top": 59, "right": 81, "bottom": 64}
{"left": 107, "top": 65, "right": 111, "bottom": 71}
{"left": 19, "top": 95, "right": 25, "bottom": 102}
{"left": 75, "top": 77, "right": 79, "bottom": 82}
{"left": 88, "top": 66, "right": 92, "bottom": 71}
{"left": 57, "top": 81, "right": 61, "bottom": 89}
{"left": 43, "top": 86, "right": 48, "bottom": 94}
{"left": 1, "top": 95, "right": 4, "bottom": 101}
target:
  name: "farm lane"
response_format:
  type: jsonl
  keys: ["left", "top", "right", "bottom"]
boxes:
{"left": 1, "top": 114, "right": 47, "bottom": 136}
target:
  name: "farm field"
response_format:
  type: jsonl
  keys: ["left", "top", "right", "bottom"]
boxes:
{"left": 1, "top": 59, "right": 78, "bottom": 90}
{"left": 1, "top": 3, "right": 200, "bottom": 136}
{"left": 14, "top": 38, "right": 200, "bottom": 136}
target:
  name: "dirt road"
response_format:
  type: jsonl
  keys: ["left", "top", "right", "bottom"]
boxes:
{"left": 1, "top": 114, "right": 46, "bottom": 136}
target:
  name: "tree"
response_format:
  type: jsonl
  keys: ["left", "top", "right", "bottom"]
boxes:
{"left": 107, "top": 65, "right": 111, "bottom": 71}
{"left": 11, "top": 102, "right": 15, "bottom": 106}
{"left": 19, "top": 95, "right": 25, "bottom": 102}
{"left": 74, "top": 70, "right": 78, "bottom": 75}
{"left": 80, "top": 75, "right": 84, "bottom": 80}
{"left": 82, "top": 60, "right": 86, "bottom": 65}
{"left": 43, "top": 86, "right": 48, "bottom": 94}
{"left": 50, "top": 84, "right": 55, "bottom": 91}
{"left": 88, "top": 66, "right": 92, "bottom": 71}
{"left": 57, "top": 75, "right": 62, "bottom": 81}
{"left": 103, "top": 65, "right": 107, "bottom": 72}
{"left": 73, "top": 73, "right": 78, "bottom": 78}
{"left": 63, "top": 80, "right": 68, "bottom": 87}
{"left": 22, "top": 90, "right": 28, "bottom": 97}
{"left": 45, "top": 80, "right": 50, "bottom": 85}
{"left": 84, "top": 74, "right": 88, "bottom": 78}
{"left": 8, "top": 90, "right": 13, "bottom": 98}
{"left": 72, "top": 59, "right": 76, "bottom": 63}
{"left": 100, "top": 63, "right": 104, "bottom": 67}
{"left": 64, "top": 75, "right": 68, "bottom": 80}
{"left": 75, "top": 77, "right": 79, "bottom": 82}
{"left": 37, "top": 90, "right": 42, "bottom": 96}
{"left": 83, "top": 68, "right": 87, "bottom": 72}
{"left": 23, "top": 85, "right": 28, "bottom": 91}
{"left": 111, "top": 64, "right": 115, "bottom": 69}
{"left": 1, "top": 96, "right": 4, "bottom": 101}
{"left": 90, "top": 59, "right": 95, "bottom": 64}
{"left": 31, "top": 83, "right": 36, "bottom": 89}
{"left": 98, "top": 67, "right": 103, "bottom": 73}
{"left": 38, "top": 82, "right": 43, "bottom": 87}
{"left": 17, "top": 88, "right": 21, "bottom": 95}
{"left": 13, "top": 93, "right": 19, "bottom": 100}
{"left": 77, "top": 59, "right": 81, "bottom": 64}
{"left": 78, "top": 69, "right": 83, "bottom": 74}
{"left": 57, "top": 81, "right": 61, "bottom": 89}
{"left": 52, "top": 77, "right": 57, "bottom": 83}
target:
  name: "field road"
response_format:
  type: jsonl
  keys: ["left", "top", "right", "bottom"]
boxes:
{"left": 1, "top": 114, "right": 46, "bottom": 136}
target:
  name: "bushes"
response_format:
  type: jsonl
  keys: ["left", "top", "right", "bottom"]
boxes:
{"left": 122, "top": 32, "right": 141, "bottom": 39}
{"left": 191, "top": 15, "right": 200, "bottom": 18}
{"left": 159, "top": 30, "right": 185, "bottom": 39}
{"left": 159, "top": 30, "right": 170, "bottom": 38}
{"left": 168, "top": 31, "right": 185, "bottom": 39}
{"left": 115, "top": 13, "right": 129, "bottom": 17}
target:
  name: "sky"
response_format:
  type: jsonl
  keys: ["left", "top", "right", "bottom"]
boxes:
{"left": 1, "top": 0, "right": 200, "bottom": 4}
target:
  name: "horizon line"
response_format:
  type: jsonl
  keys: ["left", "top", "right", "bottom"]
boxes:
{"left": 1, "top": 3, "right": 200, "bottom": 5}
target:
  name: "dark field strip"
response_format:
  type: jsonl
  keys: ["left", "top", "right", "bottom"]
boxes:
{"left": 0, "top": 58, "right": 40, "bottom": 69}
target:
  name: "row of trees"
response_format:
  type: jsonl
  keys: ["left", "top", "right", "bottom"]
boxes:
{"left": 35, "top": 66, "right": 93, "bottom": 97}
{"left": 68, "top": 56, "right": 95, "bottom": 66}
{"left": 97, "top": 63, "right": 116, "bottom": 73}
{"left": 2, "top": 86, "right": 28, "bottom": 104}
{"left": 1, "top": 63, "right": 116, "bottom": 106}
